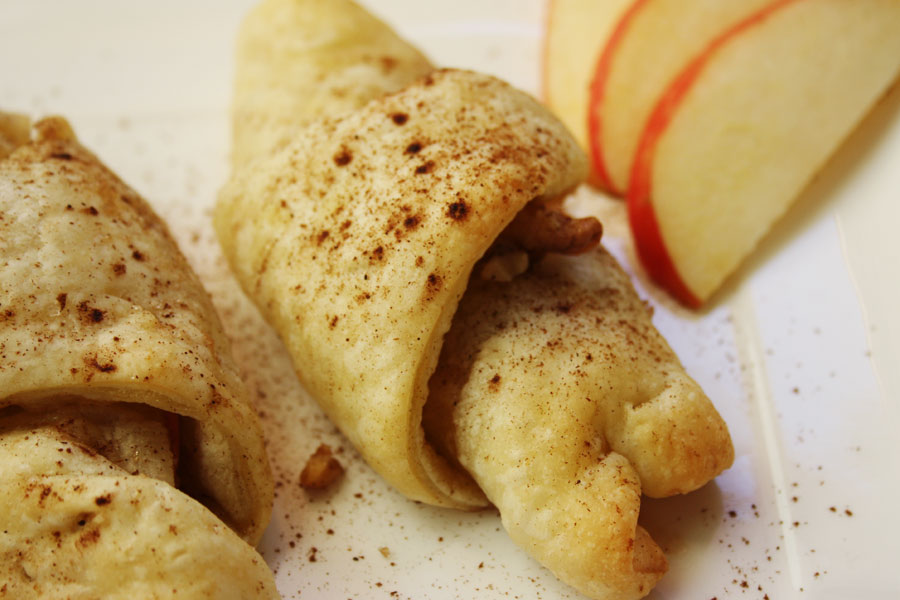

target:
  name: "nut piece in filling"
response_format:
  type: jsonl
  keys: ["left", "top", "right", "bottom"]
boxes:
{"left": 480, "top": 196, "right": 603, "bottom": 281}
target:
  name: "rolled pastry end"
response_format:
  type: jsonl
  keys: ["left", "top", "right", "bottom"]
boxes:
{"left": 611, "top": 371, "right": 735, "bottom": 498}
{"left": 500, "top": 452, "right": 668, "bottom": 600}
{"left": 426, "top": 248, "right": 732, "bottom": 599}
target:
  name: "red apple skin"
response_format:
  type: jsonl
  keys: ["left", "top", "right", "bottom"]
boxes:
{"left": 586, "top": 0, "right": 648, "bottom": 196}
{"left": 627, "top": 174, "right": 703, "bottom": 308}
{"left": 626, "top": 0, "right": 800, "bottom": 308}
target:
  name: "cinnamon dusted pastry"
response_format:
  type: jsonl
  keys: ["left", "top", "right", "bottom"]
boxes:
{"left": 216, "top": 2, "right": 733, "bottom": 598}
{"left": 232, "top": 0, "right": 433, "bottom": 167}
{"left": 425, "top": 247, "right": 733, "bottom": 598}
{"left": 217, "top": 66, "right": 732, "bottom": 599}
{"left": 0, "top": 115, "right": 278, "bottom": 599}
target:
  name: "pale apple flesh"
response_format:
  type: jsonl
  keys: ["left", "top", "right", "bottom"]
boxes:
{"left": 628, "top": 0, "right": 900, "bottom": 306}
{"left": 585, "top": 0, "right": 648, "bottom": 193}
{"left": 543, "top": 0, "right": 633, "bottom": 165}
{"left": 588, "top": 0, "right": 775, "bottom": 197}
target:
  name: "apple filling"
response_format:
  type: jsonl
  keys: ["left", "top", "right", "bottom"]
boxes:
{"left": 478, "top": 197, "right": 603, "bottom": 282}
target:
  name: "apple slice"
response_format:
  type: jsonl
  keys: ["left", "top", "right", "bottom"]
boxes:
{"left": 543, "top": 0, "right": 633, "bottom": 169}
{"left": 628, "top": 0, "right": 900, "bottom": 307}
{"left": 587, "top": 0, "right": 775, "bottom": 196}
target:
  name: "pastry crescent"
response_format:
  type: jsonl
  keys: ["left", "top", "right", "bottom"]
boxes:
{"left": 216, "top": 2, "right": 733, "bottom": 597}
{"left": 217, "top": 66, "right": 733, "bottom": 598}
{"left": 218, "top": 68, "right": 588, "bottom": 508}
{"left": 0, "top": 115, "right": 278, "bottom": 598}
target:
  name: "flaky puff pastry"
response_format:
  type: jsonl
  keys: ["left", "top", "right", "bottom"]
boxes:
{"left": 0, "top": 115, "right": 278, "bottom": 598}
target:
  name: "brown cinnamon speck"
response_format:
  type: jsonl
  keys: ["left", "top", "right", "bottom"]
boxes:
{"left": 488, "top": 374, "right": 501, "bottom": 392}
{"left": 333, "top": 149, "right": 352, "bottom": 166}
{"left": 77, "top": 301, "right": 105, "bottom": 324}
{"left": 424, "top": 272, "right": 442, "bottom": 299}
{"left": 447, "top": 200, "right": 469, "bottom": 221}
{"left": 84, "top": 354, "right": 117, "bottom": 374}
{"left": 414, "top": 160, "right": 435, "bottom": 175}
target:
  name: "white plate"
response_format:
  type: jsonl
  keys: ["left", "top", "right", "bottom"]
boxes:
{"left": 2, "top": 1, "right": 898, "bottom": 598}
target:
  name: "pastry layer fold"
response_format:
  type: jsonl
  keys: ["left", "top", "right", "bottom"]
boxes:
{"left": 0, "top": 423, "right": 277, "bottom": 600}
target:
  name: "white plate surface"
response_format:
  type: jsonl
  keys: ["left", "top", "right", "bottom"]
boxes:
{"left": 2, "top": 1, "right": 898, "bottom": 598}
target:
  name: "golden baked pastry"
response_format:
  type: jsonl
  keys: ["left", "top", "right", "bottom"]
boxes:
{"left": 0, "top": 114, "right": 278, "bottom": 599}
{"left": 232, "top": 0, "right": 433, "bottom": 167}
{"left": 426, "top": 248, "right": 733, "bottom": 598}
{"left": 217, "top": 66, "right": 733, "bottom": 599}
{"left": 216, "top": 2, "right": 733, "bottom": 598}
